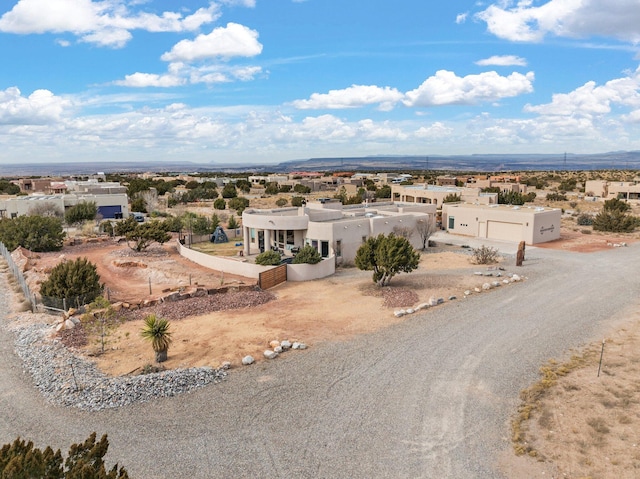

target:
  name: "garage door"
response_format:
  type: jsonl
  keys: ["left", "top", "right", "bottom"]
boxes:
{"left": 486, "top": 221, "right": 522, "bottom": 242}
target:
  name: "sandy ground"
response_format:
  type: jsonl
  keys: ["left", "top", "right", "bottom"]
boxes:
{"left": 79, "top": 249, "right": 482, "bottom": 375}
{"left": 17, "top": 228, "right": 640, "bottom": 478}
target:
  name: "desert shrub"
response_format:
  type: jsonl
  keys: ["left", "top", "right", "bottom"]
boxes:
{"left": 569, "top": 201, "right": 578, "bottom": 208}
{"left": 40, "top": 257, "right": 103, "bottom": 308}
{"left": 275, "top": 198, "right": 288, "bottom": 207}
{"left": 546, "top": 193, "right": 567, "bottom": 201}
{"left": 592, "top": 210, "right": 638, "bottom": 233}
{"left": 130, "top": 197, "right": 147, "bottom": 213}
{"left": 141, "top": 314, "right": 172, "bottom": 363}
{"left": 293, "top": 184, "right": 311, "bottom": 194}
{"left": 0, "top": 215, "right": 65, "bottom": 252}
{"left": 581, "top": 229, "right": 592, "bottom": 234}
{"left": 291, "top": 196, "right": 305, "bottom": 207}
{"left": 227, "top": 215, "right": 239, "bottom": 230}
{"left": 221, "top": 184, "right": 237, "bottom": 199}
{"left": 213, "top": 198, "right": 226, "bottom": 210}
{"left": 125, "top": 220, "right": 172, "bottom": 252}
{"left": 576, "top": 213, "right": 594, "bottom": 226}
{"left": 228, "top": 196, "right": 250, "bottom": 214}
{"left": 442, "top": 193, "right": 461, "bottom": 203}
{"left": 114, "top": 217, "right": 138, "bottom": 236}
{"left": 470, "top": 245, "right": 499, "bottom": 264}
{"left": 264, "top": 182, "right": 279, "bottom": 195}
{"left": 292, "top": 245, "right": 322, "bottom": 264}
{"left": 162, "top": 215, "right": 183, "bottom": 233}
{"left": 65, "top": 201, "right": 98, "bottom": 225}
{"left": 100, "top": 220, "right": 114, "bottom": 236}
{"left": 0, "top": 433, "right": 128, "bottom": 478}
{"left": 603, "top": 197, "right": 630, "bottom": 213}
{"left": 255, "top": 250, "right": 281, "bottom": 266}
{"left": 355, "top": 233, "right": 420, "bottom": 286}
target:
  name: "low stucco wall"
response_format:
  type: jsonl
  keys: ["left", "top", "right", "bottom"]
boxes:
{"left": 176, "top": 240, "right": 270, "bottom": 279}
{"left": 286, "top": 256, "right": 335, "bottom": 282}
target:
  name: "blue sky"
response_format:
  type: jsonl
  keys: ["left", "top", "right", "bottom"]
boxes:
{"left": 1, "top": 0, "right": 640, "bottom": 165}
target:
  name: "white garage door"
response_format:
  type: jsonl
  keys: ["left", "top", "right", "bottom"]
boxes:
{"left": 487, "top": 221, "right": 522, "bottom": 242}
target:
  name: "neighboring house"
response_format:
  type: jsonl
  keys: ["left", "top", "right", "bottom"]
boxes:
{"left": 241, "top": 200, "right": 437, "bottom": 264}
{"left": 441, "top": 203, "right": 561, "bottom": 245}
{"left": 0, "top": 193, "right": 129, "bottom": 219}
{"left": 585, "top": 180, "right": 640, "bottom": 201}
{"left": 65, "top": 179, "right": 127, "bottom": 195}
{"left": 392, "top": 184, "right": 498, "bottom": 206}
{"left": 472, "top": 179, "right": 528, "bottom": 194}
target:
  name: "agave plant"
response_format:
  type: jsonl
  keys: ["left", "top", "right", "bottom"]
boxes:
{"left": 141, "top": 314, "right": 172, "bottom": 363}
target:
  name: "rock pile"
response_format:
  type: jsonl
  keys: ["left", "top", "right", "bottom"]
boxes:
{"left": 14, "top": 322, "right": 226, "bottom": 411}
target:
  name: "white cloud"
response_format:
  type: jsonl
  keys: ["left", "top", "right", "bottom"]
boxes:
{"left": 475, "top": 55, "right": 527, "bottom": 67}
{"left": 220, "top": 0, "right": 256, "bottom": 7}
{"left": 114, "top": 73, "right": 185, "bottom": 88}
{"left": 291, "top": 85, "right": 404, "bottom": 111}
{"left": 0, "top": 87, "right": 72, "bottom": 125}
{"left": 414, "top": 122, "right": 453, "bottom": 139}
{"left": 477, "top": 0, "right": 640, "bottom": 43}
{"left": 0, "top": 0, "right": 221, "bottom": 47}
{"left": 524, "top": 68, "right": 640, "bottom": 117}
{"left": 403, "top": 70, "right": 535, "bottom": 107}
{"left": 161, "top": 22, "right": 262, "bottom": 62}
{"left": 455, "top": 12, "right": 468, "bottom": 24}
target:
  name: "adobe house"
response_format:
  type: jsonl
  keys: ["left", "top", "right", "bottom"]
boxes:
{"left": 391, "top": 184, "right": 498, "bottom": 206}
{"left": 0, "top": 193, "right": 129, "bottom": 220}
{"left": 441, "top": 203, "right": 561, "bottom": 245}
{"left": 241, "top": 200, "right": 436, "bottom": 264}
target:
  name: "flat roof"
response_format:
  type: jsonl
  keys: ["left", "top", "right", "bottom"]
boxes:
{"left": 448, "top": 203, "right": 559, "bottom": 213}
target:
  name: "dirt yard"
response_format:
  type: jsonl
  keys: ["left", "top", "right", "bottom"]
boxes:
{"left": 53, "top": 246, "right": 484, "bottom": 376}
{"left": 10, "top": 227, "right": 640, "bottom": 478}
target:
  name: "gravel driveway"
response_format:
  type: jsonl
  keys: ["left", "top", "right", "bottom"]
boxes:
{"left": 1, "top": 242, "right": 639, "bottom": 478}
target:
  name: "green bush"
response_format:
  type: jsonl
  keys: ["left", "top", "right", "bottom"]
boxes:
{"left": 40, "top": 257, "right": 103, "bottom": 307}
{"left": 255, "top": 250, "right": 281, "bottom": 266}
{"left": 228, "top": 196, "right": 250, "bottom": 214}
{"left": 593, "top": 210, "right": 638, "bottom": 232}
{"left": 546, "top": 193, "right": 567, "bottom": 201}
{"left": 0, "top": 215, "right": 65, "bottom": 252}
{"left": 275, "top": 198, "right": 288, "bottom": 207}
{"left": 213, "top": 198, "right": 226, "bottom": 210}
{"left": 292, "top": 245, "right": 322, "bottom": 264}
{"left": 0, "top": 433, "right": 128, "bottom": 479}
{"left": 355, "top": 233, "right": 420, "bottom": 286}
{"left": 221, "top": 184, "right": 237, "bottom": 199}
{"left": 576, "top": 213, "right": 594, "bottom": 226}
{"left": 64, "top": 201, "right": 98, "bottom": 225}
{"left": 291, "top": 196, "right": 305, "bottom": 207}
{"left": 471, "top": 245, "right": 500, "bottom": 265}
{"left": 227, "top": 215, "right": 239, "bottom": 230}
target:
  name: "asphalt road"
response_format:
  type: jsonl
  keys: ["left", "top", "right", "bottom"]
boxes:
{"left": 1, "top": 243, "right": 639, "bottom": 478}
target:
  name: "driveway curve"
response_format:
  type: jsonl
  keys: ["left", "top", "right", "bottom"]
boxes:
{"left": 1, "top": 244, "right": 639, "bottom": 478}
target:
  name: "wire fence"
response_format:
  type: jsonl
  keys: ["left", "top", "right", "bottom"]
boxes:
{"left": 0, "top": 241, "right": 34, "bottom": 311}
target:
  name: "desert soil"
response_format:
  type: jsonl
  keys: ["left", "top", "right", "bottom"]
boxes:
{"left": 15, "top": 228, "right": 640, "bottom": 478}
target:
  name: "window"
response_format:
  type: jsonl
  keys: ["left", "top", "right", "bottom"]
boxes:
{"left": 321, "top": 241, "right": 329, "bottom": 258}
{"left": 286, "top": 229, "right": 294, "bottom": 245}
{"left": 336, "top": 240, "right": 342, "bottom": 257}
{"left": 448, "top": 216, "right": 455, "bottom": 229}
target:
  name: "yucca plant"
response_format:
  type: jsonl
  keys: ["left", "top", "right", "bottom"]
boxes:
{"left": 140, "top": 314, "right": 172, "bottom": 363}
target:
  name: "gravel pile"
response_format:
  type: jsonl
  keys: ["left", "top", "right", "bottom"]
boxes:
{"left": 13, "top": 320, "right": 227, "bottom": 411}
{"left": 121, "top": 289, "right": 276, "bottom": 321}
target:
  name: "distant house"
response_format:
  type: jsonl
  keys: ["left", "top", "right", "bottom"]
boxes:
{"left": 0, "top": 193, "right": 129, "bottom": 220}
{"left": 442, "top": 203, "right": 561, "bottom": 245}
{"left": 242, "top": 200, "right": 436, "bottom": 264}
{"left": 392, "top": 184, "right": 498, "bottom": 206}
{"left": 585, "top": 180, "right": 640, "bottom": 201}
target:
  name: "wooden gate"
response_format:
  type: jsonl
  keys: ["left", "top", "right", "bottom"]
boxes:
{"left": 259, "top": 264, "right": 287, "bottom": 290}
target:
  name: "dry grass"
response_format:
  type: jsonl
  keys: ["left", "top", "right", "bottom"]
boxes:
{"left": 190, "top": 235, "right": 244, "bottom": 257}
{"left": 512, "top": 351, "right": 596, "bottom": 456}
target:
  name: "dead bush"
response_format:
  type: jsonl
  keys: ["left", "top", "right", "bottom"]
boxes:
{"left": 470, "top": 245, "right": 499, "bottom": 265}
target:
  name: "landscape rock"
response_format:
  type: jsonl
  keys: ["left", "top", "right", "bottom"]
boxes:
{"left": 280, "top": 340, "right": 292, "bottom": 350}
{"left": 464, "top": 290, "right": 472, "bottom": 296}
{"left": 269, "top": 340, "right": 280, "bottom": 349}
{"left": 221, "top": 361, "right": 232, "bottom": 370}
{"left": 274, "top": 346, "right": 283, "bottom": 353}
{"left": 242, "top": 355, "right": 255, "bottom": 365}
{"left": 482, "top": 283, "right": 491, "bottom": 290}
{"left": 394, "top": 310, "right": 406, "bottom": 317}
{"left": 264, "top": 349, "right": 278, "bottom": 360}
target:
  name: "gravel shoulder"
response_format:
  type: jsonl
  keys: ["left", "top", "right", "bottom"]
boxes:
{"left": 2, "top": 241, "right": 640, "bottom": 478}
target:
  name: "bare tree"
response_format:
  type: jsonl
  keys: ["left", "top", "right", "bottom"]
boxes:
{"left": 416, "top": 217, "right": 436, "bottom": 250}
{"left": 28, "top": 202, "right": 64, "bottom": 218}
{"left": 392, "top": 225, "right": 414, "bottom": 239}
{"left": 139, "top": 189, "right": 159, "bottom": 213}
